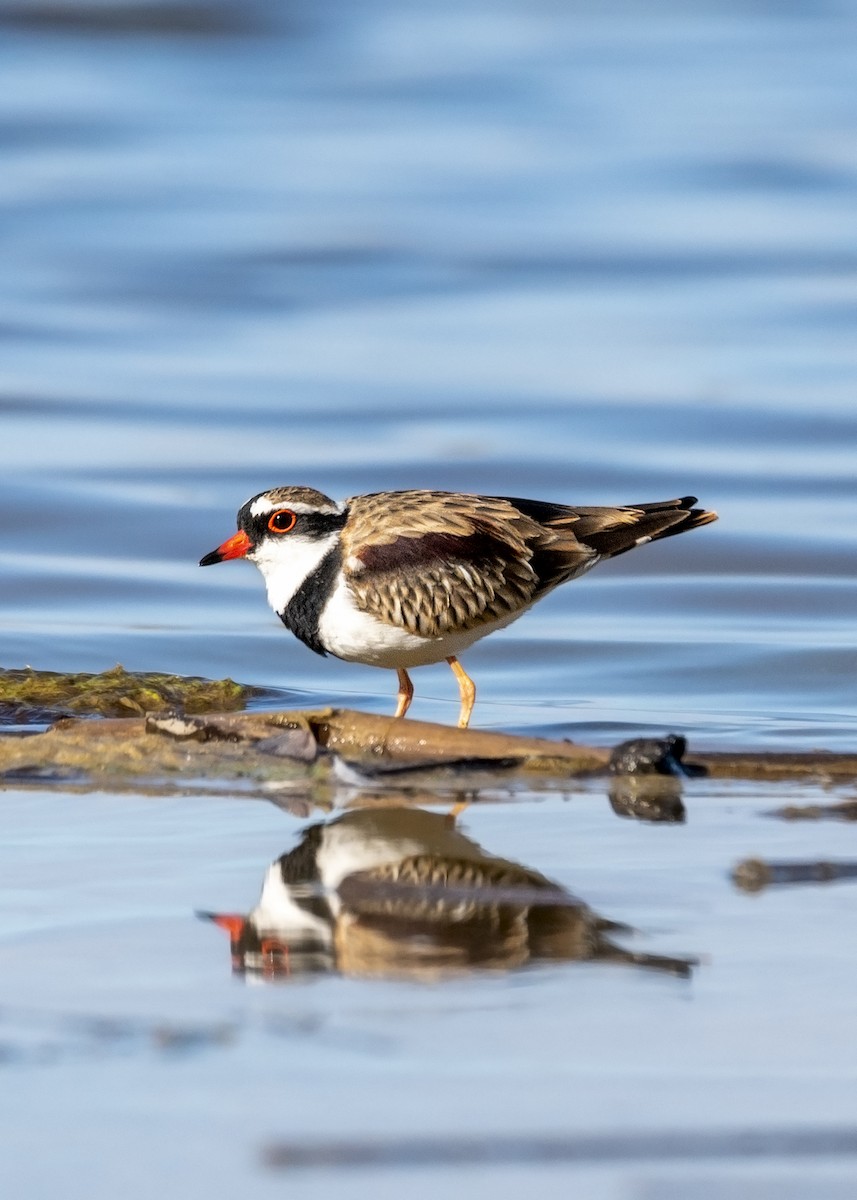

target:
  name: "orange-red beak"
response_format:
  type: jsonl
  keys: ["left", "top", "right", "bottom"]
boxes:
{"left": 199, "top": 530, "right": 252, "bottom": 566}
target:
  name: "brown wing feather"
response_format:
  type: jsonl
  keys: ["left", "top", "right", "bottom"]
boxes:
{"left": 341, "top": 490, "right": 716, "bottom": 638}
{"left": 341, "top": 491, "right": 592, "bottom": 637}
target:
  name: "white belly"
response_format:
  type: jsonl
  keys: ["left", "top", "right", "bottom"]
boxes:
{"left": 317, "top": 576, "right": 530, "bottom": 669}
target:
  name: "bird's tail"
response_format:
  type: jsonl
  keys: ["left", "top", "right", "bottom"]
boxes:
{"left": 561, "top": 496, "right": 717, "bottom": 558}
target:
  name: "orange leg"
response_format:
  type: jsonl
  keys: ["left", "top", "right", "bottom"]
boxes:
{"left": 447, "top": 797, "right": 471, "bottom": 824}
{"left": 446, "top": 655, "right": 476, "bottom": 728}
{"left": 393, "top": 668, "right": 414, "bottom": 719}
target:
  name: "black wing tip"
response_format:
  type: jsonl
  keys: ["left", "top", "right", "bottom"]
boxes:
{"left": 680, "top": 496, "right": 719, "bottom": 526}
{"left": 690, "top": 507, "right": 718, "bottom": 527}
{"left": 631, "top": 496, "right": 718, "bottom": 528}
{"left": 656, "top": 502, "right": 718, "bottom": 542}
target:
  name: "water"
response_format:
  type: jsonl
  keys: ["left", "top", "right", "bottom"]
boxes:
{"left": 2, "top": 0, "right": 857, "bottom": 1195}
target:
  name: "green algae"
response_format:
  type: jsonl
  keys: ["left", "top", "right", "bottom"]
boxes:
{"left": 0, "top": 665, "right": 260, "bottom": 723}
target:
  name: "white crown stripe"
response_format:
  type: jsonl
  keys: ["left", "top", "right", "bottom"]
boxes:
{"left": 249, "top": 497, "right": 342, "bottom": 518}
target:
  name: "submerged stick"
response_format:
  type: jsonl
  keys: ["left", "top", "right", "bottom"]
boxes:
{"left": 732, "top": 857, "right": 857, "bottom": 892}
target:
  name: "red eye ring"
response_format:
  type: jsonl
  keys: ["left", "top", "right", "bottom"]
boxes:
{"left": 268, "top": 509, "right": 296, "bottom": 534}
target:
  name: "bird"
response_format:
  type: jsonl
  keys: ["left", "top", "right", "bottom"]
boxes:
{"left": 199, "top": 486, "right": 717, "bottom": 727}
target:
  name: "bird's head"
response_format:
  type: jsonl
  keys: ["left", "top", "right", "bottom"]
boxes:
{"left": 199, "top": 486, "right": 347, "bottom": 610}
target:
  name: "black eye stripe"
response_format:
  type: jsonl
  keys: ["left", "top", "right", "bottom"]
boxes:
{"left": 297, "top": 510, "right": 348, "bottom": 538}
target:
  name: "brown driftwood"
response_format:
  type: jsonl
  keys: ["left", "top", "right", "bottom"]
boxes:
{"left": 297, "top": 709, "right": 610, "bottom": 772}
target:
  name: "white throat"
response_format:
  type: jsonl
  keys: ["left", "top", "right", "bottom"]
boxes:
{"left": 250, "top": 532, "right": 340, "bottom": 615}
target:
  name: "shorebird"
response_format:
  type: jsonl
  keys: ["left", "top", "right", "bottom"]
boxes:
{"left": 200, "top": 487, "right": 716, "bottom": 726}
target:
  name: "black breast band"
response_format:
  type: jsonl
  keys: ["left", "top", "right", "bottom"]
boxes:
{"left": 279, "top": 544, "right": 342, "bottom": 656}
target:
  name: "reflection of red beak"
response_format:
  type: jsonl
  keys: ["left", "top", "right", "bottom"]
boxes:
{"left": 198, "top": 911, "right": 246, "bottom": 941}
{"left": 199, "top": 911, "right": 249, "bottom": 973}
{"left": 199, "top": 530, "right": 252, "bottom": 566}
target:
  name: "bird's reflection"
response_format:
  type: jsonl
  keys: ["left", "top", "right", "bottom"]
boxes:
{"left": 201, "top": 807, "right": 694, "bottom": 982}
